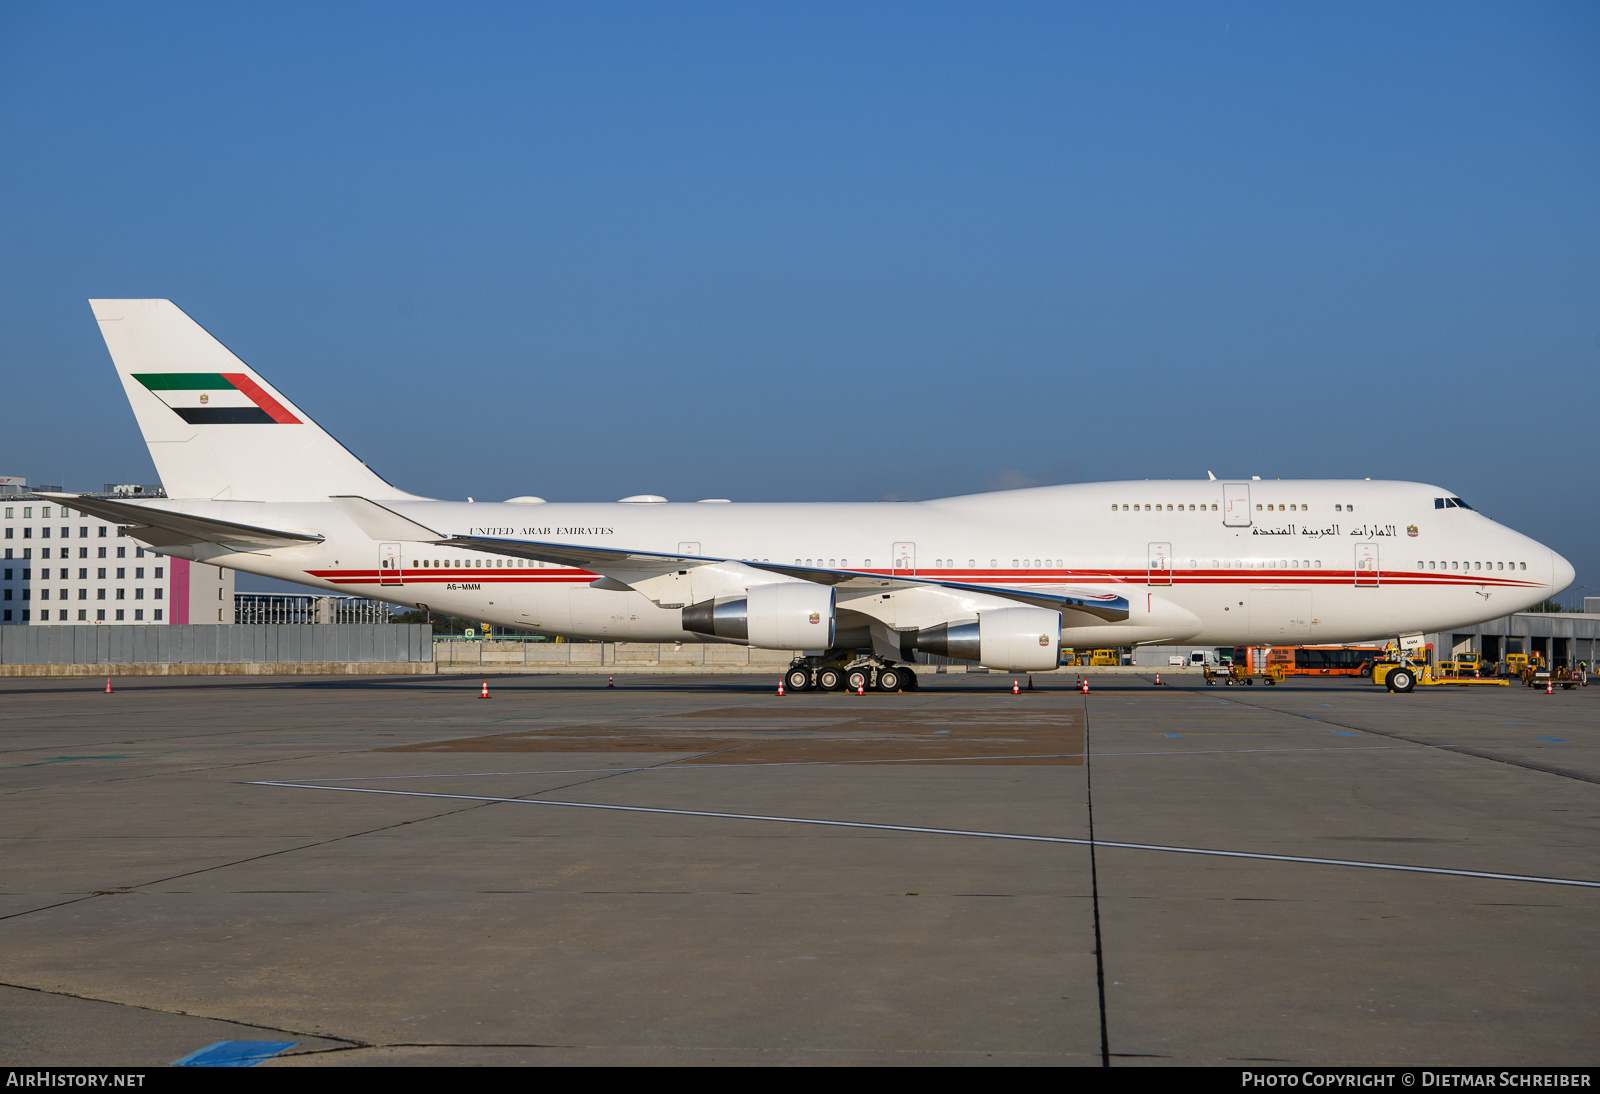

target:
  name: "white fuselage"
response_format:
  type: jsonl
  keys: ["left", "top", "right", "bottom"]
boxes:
{"left": 148, "top": 479, "right": 1570, "bottom": 650}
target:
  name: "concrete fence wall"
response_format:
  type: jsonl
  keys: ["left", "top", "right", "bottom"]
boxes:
{"left": 434, "top": 640, "right": 800, "bottom": 673}
{"left": 0, "top": 624, "right": 435, "bottom": 665}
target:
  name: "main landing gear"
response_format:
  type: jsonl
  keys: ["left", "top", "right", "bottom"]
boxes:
{"left": 785, "top": 652, "right": 918, "bottom": 693}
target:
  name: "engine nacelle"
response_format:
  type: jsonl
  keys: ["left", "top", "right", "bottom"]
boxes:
{"left": 916, "top": 606, "right": 1060, "bottom": 671}
{"left": 681, "top": 582, "right": 835, "bottom": 649}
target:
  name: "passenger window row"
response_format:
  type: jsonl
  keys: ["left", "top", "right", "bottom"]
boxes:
{"left": 1419, "top": 561, "right": 1525, "bottom": 571}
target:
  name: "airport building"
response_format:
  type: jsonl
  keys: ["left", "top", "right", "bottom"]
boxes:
{"left": 234, "top": 593, "right": 394, "bottom": 625}
{"left": 0, "top": 479, "right": 233, "bottom": 625}
{"left": 1431, "top": 609, "right": 1599, "bottom": 670}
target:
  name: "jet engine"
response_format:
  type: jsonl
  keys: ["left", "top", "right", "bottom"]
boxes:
{"left": 915, "top": 605, "right": 1061, "bottom": 671}
{"left": 681, "top": 582, "right": 836, "bottom": 649}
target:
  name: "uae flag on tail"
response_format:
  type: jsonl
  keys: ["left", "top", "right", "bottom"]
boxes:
{"left": 133, "top": 373, "right": 301, "bottom": 425}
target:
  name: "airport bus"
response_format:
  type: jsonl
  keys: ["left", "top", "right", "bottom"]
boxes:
{"left": 1250, "top": 645, "right": 1387, "bottom": 678}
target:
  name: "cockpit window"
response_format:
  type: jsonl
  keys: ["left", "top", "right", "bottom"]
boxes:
{"left": 1451, "top": 497, "right": 1474, "bottom": 510}
{"left": 1434, "top": 497, "right": 1473, "bottom": 509}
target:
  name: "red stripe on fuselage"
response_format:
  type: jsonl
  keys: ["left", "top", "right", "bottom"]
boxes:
{"left": 302, "top": 566, "right": 1539, "bottom": 589}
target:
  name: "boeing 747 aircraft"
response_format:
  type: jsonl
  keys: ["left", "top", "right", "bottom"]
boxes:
{"left": 52, "top": 300, "right": 1574, "bottom": 691}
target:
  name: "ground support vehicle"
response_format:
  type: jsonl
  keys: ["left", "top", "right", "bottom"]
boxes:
{"left": 1374, "top": 660, "right": 1509, "bottom": 692}
{"left": 1419, "top": 666, "right": 1508, "bottom": 688}
{"left": 1204, "top": 664, "right": 1284, "bottom": 686}
{"left": 785, "top": 653, "right": 918, "bottom": 693}
{"left": 1504, "top": 653, "right": 1529, "bottom": 678}
{"left": 1522, "top": 665, "right": 1586, "bottom": 690}
{"left": 1372, "top": 661, "right": 1421, "bottom": 693}
{"left": 1438, "top": 653, "right": 1492, "bottom": 679}
{"left": 1257, "top": 645, "right": 1386, "bottom": 678}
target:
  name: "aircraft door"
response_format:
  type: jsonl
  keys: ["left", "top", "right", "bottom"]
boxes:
{"left": 1222, "top": 484, "right": 1252, "bottom": 527}
{"left": 1148, "top": 542, "right": 1173, "bottom": 586}
{"left": 1354, "top": 542, "right": 1380, "bottom": 587}
{"left": 379, "top": 542, "right": 402, "bottom": 586}
{"left": 892, "top": 542, "right": 916, "bottom": 575}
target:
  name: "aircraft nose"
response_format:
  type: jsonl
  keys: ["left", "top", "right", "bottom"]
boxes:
{"left": 1551, "top": 549, "right": 1575, "bottom": 594}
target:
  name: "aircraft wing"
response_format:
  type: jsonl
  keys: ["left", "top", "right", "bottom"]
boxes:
{"left": 38, "top": 493, "right": 325, "bottom": 552}
{"left": 442, "top": 534, "right": 706, "bottom": 573}
{"left": 742, "top": 560, "right": 1129, "bottom": 621}
{"left": 442, "top": 534, "right": 1129, "bottom": 623}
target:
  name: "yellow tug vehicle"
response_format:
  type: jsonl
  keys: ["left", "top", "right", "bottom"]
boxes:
{"left": 1373, "top": 659, "right": 1509, "bottom": 693}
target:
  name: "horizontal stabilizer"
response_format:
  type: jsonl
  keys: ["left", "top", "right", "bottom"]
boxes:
{"left": 40, "top": 493, "right": 324, "bottom": 553}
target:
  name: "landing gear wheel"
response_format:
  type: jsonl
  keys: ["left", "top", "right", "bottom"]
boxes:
{"left": 785, "top": 667, "right": 812, "bottom": 692}
{"left": 876, "top": 667, "right": 904, "bottom": 692}
{"left": 903, "top": 669, "right": 919, "bottom": 690}
{"left": 817, "top": 667, "right": 844, "bottom": 691}
{"left": 1388, "top": 667, "right": 1416, "bottom": 693}
{"left": 846, "top": 668, "right": 871, "bottom": 692}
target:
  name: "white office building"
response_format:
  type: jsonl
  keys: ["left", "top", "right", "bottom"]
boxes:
{"left": 1, "top": 480, "right": 233, "bottom": 625}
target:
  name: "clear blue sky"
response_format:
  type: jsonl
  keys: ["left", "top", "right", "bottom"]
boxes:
{"left": 2, "top": 2, "right": 1596, "bottom": 601}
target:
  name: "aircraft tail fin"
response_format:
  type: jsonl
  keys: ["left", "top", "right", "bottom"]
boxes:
{"left": 89, "top": 299, "right": 415, "bottom": 502}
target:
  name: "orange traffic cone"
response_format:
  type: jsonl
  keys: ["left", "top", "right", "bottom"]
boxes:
{"left": 607, "top": 674, "right": 614, "bottom": 688}
{"left": 1012, "top": 678, "right": 1020, "bottom": 694}
{"left": 480, "top": 678, "right": 490, "bottom": 699}
{"left": 857, "top": 681, "right": 865, "bottom": 696}
{"left": 777, "top": 677, "right": 785, "bottom": 696}
{"left": 1081, "top": 677, "right": 1089, "bottom": 694}
{"left": 1155, "top": 672, "right": 1162, "bottom": 686}
{"left": 1546, "top": 679, "right": 1553, "bottom": 695}
{"left": 1027, "top": 675, "right": 1034, "bottom": 690}
{"left": 105, "top": 677, "right": 112, "bottom": 694}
